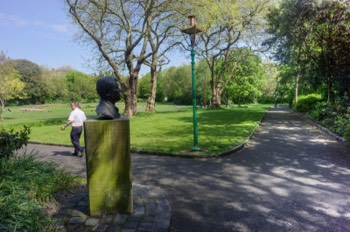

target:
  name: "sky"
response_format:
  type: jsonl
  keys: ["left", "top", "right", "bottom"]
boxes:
{"left": 0, "top": 0, "right": 187, "bottom": 75}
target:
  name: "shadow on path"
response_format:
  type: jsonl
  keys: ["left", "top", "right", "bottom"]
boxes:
{"left": 28, "top": 106, "right": 350, "bottom": 232}
{"left": 132, "top": 106, "right": 350, "bottom": 232}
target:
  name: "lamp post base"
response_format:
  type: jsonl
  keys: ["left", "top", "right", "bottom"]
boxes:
{"left": 191, "top": 146, "right": 201, "bottom": 151}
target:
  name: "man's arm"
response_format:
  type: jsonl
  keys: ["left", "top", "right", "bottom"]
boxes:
{"left": 61, "top": 120, "right": 73, "bottom": 130}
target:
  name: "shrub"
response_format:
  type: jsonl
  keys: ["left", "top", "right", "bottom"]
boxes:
{"left": 294, "top": 94, "right": 323, "bottom": 112}
{"left": 0, "top": 126, "right": 30, "bottom": 159}
{"left": 308, "top": 102, "right": 329, "bottom": 121}
{"left": 0, "top": 155, "right": 76, "bottom": 231}
{"left": 344, "top": 124, "right": 350, "bottom": 144}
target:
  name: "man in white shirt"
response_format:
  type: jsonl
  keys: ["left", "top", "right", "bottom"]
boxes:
{"left": 61, "top": 102, "right": 87, "bottom": 157}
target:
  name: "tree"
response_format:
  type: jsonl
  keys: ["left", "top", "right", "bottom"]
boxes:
{"left": 182, "top": 0, "right": 272, "bottom": 108}
{"left": 42, "top": 67, "right": 70, "bottom": 102}
{"left": 143, "top": 2, "right": 181, "bottom": 112}
{"left": 307, "top": 0, "right": 350, "bottom": 101}
{"left": 64, "top": 0, "right": 179, "bottom": 116}
{"left": 195, "top": 60, "right": 211, "bottom": 107}
{"left": 264, "top": 0, "right": 350, "bottom": 103}
{"left": 0, "top": 52, "right": 25, "bottom": 120}
{"left": 66, "top": 71, "right": 97, "bottom": 101}
{"left": 221, "top": 49, "right": 265, "bottom": 105}
{"left": 138, "top": 74, "right": 151, "bottom": 100}
{"left": 11, "top": 59, "right": 46, "bottom": 104}
{"left": 260, "top": 61, "right": 279, "bottom": 103}
{"left": 138, "top": 72, "right": 165, "bottom": 103}
{"left": 162, "top": 65, "right": 193, "bottom": 104}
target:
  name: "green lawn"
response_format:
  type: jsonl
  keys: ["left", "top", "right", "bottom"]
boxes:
{"left": 0, "top": 102, "right": 269, "bottom": 155}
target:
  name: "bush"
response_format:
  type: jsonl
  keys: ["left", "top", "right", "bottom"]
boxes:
{"left": 0, "top": 126, "right": 30, "bottom": 159}
{"left": 344, "top": 124, "right": 350, "bottom": 144}
{"left": 294, "top": 94, "right": 323, "bottom": 112}
{"left": 308, "top": 102, "right": 329, "bottom": 121}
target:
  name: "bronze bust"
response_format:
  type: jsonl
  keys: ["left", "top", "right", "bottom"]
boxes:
{"left": 96, "top": 76, "right": 122, "bottom": 119}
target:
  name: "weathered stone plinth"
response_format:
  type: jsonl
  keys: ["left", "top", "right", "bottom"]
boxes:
{"left": 84, "top": 118, "right": 132, "bottom": 216}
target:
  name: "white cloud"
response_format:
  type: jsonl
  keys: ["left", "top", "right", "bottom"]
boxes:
{"left": 0, "top": 12, "right": 69, "bottom": 34}
{"left": 51, "top": 24, "right": 69, "bottom": 33}
{"left": 0, "top": 12, "right": 29, "bottom": 26}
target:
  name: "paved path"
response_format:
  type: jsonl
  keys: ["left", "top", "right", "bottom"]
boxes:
{"left": 27, "top": 106, "right": 350, "bottom": 232}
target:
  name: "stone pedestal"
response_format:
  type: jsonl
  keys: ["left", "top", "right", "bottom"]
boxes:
{"left": 84, "top": 118, "right": 132, "bottom": 216}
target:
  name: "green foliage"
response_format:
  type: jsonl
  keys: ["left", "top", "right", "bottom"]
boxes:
{"left": 11, "top": 59, "right": 46, "bottom": 104}
{"left": 0, "top": 155, "right": 76, "bottom": 231}
{"left": 222, "top": 49, "right": 265, "bottom": 105}
{"left": 307, "top": 99, "right": 350, "bottom": 144}
{"left": 259, "top": 61, "right": 279, "bottom": 103}
{"left": 66, "top": 71, "right": 97, "bottom": 102}
{"left": 3, "top": 57, "right": 97, "bottom": 105}
{"left": 265, "top": 0, "right": 350, "bottom": 103}
{"left": 307, "top": 101, "right": 329, "bottom": 121}
{"left": 161, "top": 65, "right": 193, "bottom": 105}
{"left": 42, "top": 68, "right": 69, "bottom": 102}
{"left": 0, "top": 126, "right": 30, "bottom": 159}
{"left": 138, "top": 74, "right": 151, "bottom": 99}
{"left": 294, "top": 94, "right": 323, "bottom": 112}
{"left": 0, "top": 51, "right": 26, "bottom": 120}
{"left": 343, "top": 124, "right": 350, "bottom": 144}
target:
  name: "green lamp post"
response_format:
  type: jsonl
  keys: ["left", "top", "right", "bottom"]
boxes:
{"left": 181, "top": 15, "right": 203, "bottom": 151}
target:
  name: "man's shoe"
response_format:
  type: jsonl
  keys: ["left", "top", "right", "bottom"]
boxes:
{"left": 78, "top": 149, "right": 85, "bottom": 157}
{"left": 72, "top": 152, "right": 78, "bottom": 156}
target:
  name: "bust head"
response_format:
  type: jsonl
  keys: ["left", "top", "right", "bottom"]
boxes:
{"left": 95, "top": 76, "right": 121, "bottom": 119}
{"left": 96, "top": 76, "right": 121, "bottom": 104}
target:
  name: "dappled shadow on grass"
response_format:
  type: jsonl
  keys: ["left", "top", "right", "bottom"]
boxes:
{"left": 172, "top": 107, "right": 267, "bottom": 154}
{"left": 131, "top": 106, "right": 350, "bottom": 231}
{"left": 3, "top": 117, "right": 66, "bottom": 128}
{"left": 26, "top": 117, "right": 66, "bottom": 127}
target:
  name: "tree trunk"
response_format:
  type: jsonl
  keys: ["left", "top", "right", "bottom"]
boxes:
{"left": 327, "top": 80, "right": 332, "bottom": 103}
{"left": 211, "top": 85, "right": 222, "bottom": 108}
{"left": 145, "top": 68, "right": 158, "bottom": 113}
{"left": 209, "top": 70, "right": 222, "bottom": 109}
{"left": 0, "top": 99, "right": 4, "bottom": 120}
{"left": 294, "top": 73, "right": 299, "bottom": 104}
{"left": 123, "top": 73, "right": 138, "bottom": 117}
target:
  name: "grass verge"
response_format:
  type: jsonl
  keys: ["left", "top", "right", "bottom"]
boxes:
{"left": 0, "top": 103, "right": 270, "bottom": 155}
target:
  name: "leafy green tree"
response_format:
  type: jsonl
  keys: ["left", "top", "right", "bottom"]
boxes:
{"left": 307, "top": 0, "right": 350, "bottom": 101}
{"left": 180, "top": 0, "right": 272, "bottom": 108}
{"left": 162, "top": 65, "right": 192, "bottom": 104}
{"left": 64, "top": 0, "right": 183, "bottom": 116}
{"left": 260, "top": 61, "right": 279, "bottom": 103}
{"left": 139, "top": 73, "right": 166, "bottom": 104}
{"left": 196, "top": 60, "right": 211, "bottom": 107}
{"left": 66, "top": 71, "right": 97, "bottom": 102}
{"left": 275, "top": 65, "right": 296, "bottom": 106}
{"left": 143, "top": 2, "right": 182, "bottom": 112}
{"left": 138, "top": 74, "right": 151, "bottom": 100}
{"left": 221, "top": 49, "right": 265, "bottom": 106}
{"left": 264, "top": 0, "right": 350, "bottom": 103}
{"left": 42, "top": 67, "right": 70, "bottom": 102}
{"left": 11, "top": 59, "right": 46, "bottom": 104}
{"left": 0, "top": 52, "right": 25, "bottom": 120}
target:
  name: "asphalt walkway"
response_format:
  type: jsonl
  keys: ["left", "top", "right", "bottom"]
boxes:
{"left": 27, "top": 106, "right": 350, "bottom": 232}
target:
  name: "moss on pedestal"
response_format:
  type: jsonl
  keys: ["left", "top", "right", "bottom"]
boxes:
{"left": 84, "top": 118, "right": 132, "bottom": 216}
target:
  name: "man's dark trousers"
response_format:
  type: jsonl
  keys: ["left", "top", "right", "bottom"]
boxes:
{"left": 70, "top": 127, "right": 83, "bottom": 155}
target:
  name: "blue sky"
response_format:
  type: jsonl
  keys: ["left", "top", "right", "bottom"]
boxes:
{"left": 0, "top": 0, "right": 95, "bottom": 73}
{"left": 0, "top": 0, "right": 188, "bottom": 75}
